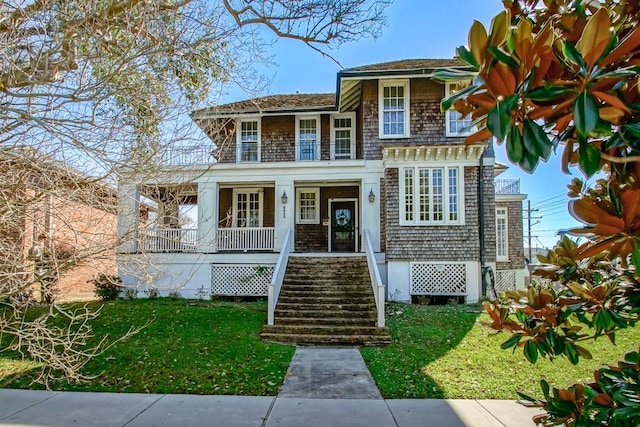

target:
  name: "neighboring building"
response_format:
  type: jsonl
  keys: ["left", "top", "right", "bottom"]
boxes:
{"left": 0, "top": 147, "right": 118, "bottom": 301}
{"left": 116, "top": 59, "right": 526, "bottom": 304}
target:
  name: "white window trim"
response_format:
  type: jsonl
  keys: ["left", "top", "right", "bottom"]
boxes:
{"left": 379, "top": 79, "right": 410, "bottom": 139}
{"left": 232, "top": 188, "right": 263, "bottom": 227}
{"left": 496, "top": 207, "right": 509, "bottom": 261}
{"left": 236, "top": 118, "right": 261, "bottom": 162}
{"left": 295, "top": 115, "right": 321, "bottom": 161}
{"left": 445, "top": 82, "right": 475, "bottom": 137}
{"left": 296, "top": 187, "right": 320, "bottom": 224}
{"left": 330, "top": 113, "right": 356, "bottom": 160}
{"left": 399, "top": 165, "right": 465, "bottom": 226}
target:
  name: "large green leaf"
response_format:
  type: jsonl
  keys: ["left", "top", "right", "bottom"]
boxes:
{"left": 519, "top": 149, "right": 540, "bottom": 173}
{"left": 523, "top": 119, "right": 552, "bottom": 160}
{"left": 507, "top": 125, "right": 524, "bottom": 163}
{"left": 456, "top": 45, "right": 480, "bottom": 70}
{"left": 578, "top": 142, "right": 601, "bottom": 177}
{"left": 527, "top": 85, "right": 573, "bottom": 102}
{"left": 524, "top": 340, "right": 539, "bottom": 363}
{"left": 574, "top": 91, "right": 599, "bottom": 137}
{"left": 487, "top": 94, "right": 518, "bottom": 141}
{"left": 487, "top": 46, "right": 520, "bottom": 69}
{"left": 563, "top": 40, "right": 587, "bottom": 71}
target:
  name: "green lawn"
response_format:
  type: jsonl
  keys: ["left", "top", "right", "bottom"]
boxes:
{"left": 0, "top": 299, "right": 295, "bottom": 395}
{"left": 3, "top": 300, "right": 637, "bottom": 400}
{"left": 361, "top": 303, "right": 640, "bottom": 399}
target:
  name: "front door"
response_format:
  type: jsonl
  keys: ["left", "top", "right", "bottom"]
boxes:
{"left": 330, "top": 200, "right": 356, "bottom": 252}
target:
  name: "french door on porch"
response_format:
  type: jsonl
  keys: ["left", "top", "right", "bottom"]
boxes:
{"left": 329, "top": 199, "right": 357, "bottom": 252}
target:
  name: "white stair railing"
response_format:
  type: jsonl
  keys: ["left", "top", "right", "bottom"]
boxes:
{"left": 267, "top": 229, "right": 292, "bottom": 326}
{"left": 364, "top": 229, "right": 385, "bottom": 327}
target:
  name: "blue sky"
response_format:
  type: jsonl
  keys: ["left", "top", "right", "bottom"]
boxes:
{"left": 221, "top": 0, "right": 584, "bottom": 249}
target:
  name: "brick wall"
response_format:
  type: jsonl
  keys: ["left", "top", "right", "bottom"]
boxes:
{"left": 496, "top": 200, "right": 525, "bottom": 270}
{"left": 384, "top": 164, "right": 496, "bottom": 262}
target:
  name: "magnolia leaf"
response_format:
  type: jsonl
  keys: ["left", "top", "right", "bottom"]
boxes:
{"left": 469, "top": 20, "right": 488, "bottom": 65}
{"left": 599, "top": 106, "right": 625, "bottom": 124}
{"left": 523, "top": 119, "right": 552, "bottom": 160}
{"left": 488, "top": 10, "right": 510, "bottom": 47}
{"left": 507, "top": 125, "right": 524, "bottom": 163}
{"left": 578, "top": 142, "right": 601, "bottom": 177}
{"left": 527, "top": 85, "right": 572, "bottom": 102}
{"left": 500, "top": 334, "right": 522, "bottom": 350}
{"left": 574, "top": 91, "right": 599, "bottom": 137}
{"left": 576, "top": 8, "right": 612, "bottom": 67}
{"left": 455, "top": 46, "right": 480, "bottom": 69}
{"left": 602, "top": 25, "right": 640, "bottom": 65}
{"left": 512, "top": 17, "right": 533, "bottom": 61}
{"left": 487, "top": 46, "right": 520, "bottom": 69}
{"left": 631, "top": 239, "right": 640, "bottom": 275}
{"left": 524, "top": 340, "right": 539, "bottom": 364}
{"left": 563, "top": 40, "right": 587, "bottom": 71}
{"left": 519, "top": 148, "right": 540, "bottom": 173}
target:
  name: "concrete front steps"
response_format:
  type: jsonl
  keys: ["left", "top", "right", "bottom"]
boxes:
{"left": 260, "top": 256, "right": 391, "bottom": 346}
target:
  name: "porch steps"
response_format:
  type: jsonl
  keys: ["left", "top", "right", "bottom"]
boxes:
{"left": 260, "top": 256, "right": 391, "bottom": 346}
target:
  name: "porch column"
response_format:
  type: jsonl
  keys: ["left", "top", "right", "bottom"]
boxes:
{"left": 117, "top": 181, "right": 140, "bottom": 253}
{"left": 361, "top": 179, "right": 381, "bottom": 252}
{"left": 275, "top": 179, "right": 294, "bottom": 251}
{"left": 197, "top": 181, "right": 217, "bottom": 253}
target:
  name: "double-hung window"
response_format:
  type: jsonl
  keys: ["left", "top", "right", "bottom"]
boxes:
{"left": 401, "top": 166, "right": 462, "bottom": 225}
{"left": 237, "top": 119, "right": 260, "bottom": 162}
{"left": 296, "top": 116, "right": 320, "bottom": 161}
{"left": 330, "top": 113, "right": 355, "bottom": 160}
{"left": 496, "top": 207, "right": 508, "bottom": 260}
{"left": 379, "top": 80, "right": 410, "bottom": 138}
{"left": 296, "top": 188, "right": 320, "bottom": 224}
{"left": 445, "top": 82, "right": 474, "bottom": 136}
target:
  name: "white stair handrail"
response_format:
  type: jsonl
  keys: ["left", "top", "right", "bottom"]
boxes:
{"left": 268, "top": 229, "right": 292, "bottom": 326}
{"left": 364, "top": 229, "right": 385, "bottom": 327}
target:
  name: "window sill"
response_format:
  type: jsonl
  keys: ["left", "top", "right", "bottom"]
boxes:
{"left": 379, "top": 134, "right": 411, "bottom": 139}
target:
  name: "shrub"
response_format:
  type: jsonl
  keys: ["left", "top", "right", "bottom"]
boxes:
{"left": 122, "top": 287, "right": 138, "bottom": 300}
{"left": 92, "top": 274, "right": 122, "bottom": 301}
{"left": 144, "top": 287, "right": 159, "bottom": 299}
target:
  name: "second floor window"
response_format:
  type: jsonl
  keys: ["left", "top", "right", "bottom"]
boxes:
{"left": 446, "top": 82, "right": 474, "bottom": 136}
{"left": 296, "top": 116, "right": 320, "bottom": 161}
{"left": 400, "top": 166, "right": 463, "bottom": 225}
{"left": 237, "top": 119, "right": 260, "bottom": 162}
{"left": 331, "top": 114, "right": 355, "bottom": 160}
{"left": 379, "top": 80, "right": 410, "bottom": 138}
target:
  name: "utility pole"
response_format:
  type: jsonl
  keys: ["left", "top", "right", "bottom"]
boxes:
{"left": 526, "top": 200, "right": 541, "bottom": 271}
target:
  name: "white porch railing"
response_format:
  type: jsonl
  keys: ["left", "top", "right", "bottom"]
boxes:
{"left": 268, "top": 229, "right": 292, "bottom": 326}
{"left": 216, "top": 227, "right": 275, "bottom": 251}
{"left": 138, "top": 228, "right": 197, "bottom": 252}
{"left": 364, "top": 229, "right": 385, "bottom": 327}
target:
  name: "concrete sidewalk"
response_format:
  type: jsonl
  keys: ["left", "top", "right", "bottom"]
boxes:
{"left": 0, "top": 390, "right": 541, "bottom": 426}
{"left": 0, "top": 347, "right": 543, "bottom": 426}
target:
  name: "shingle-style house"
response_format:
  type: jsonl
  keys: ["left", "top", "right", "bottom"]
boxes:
{"left": 116, "top": 59, "right": 526, "bottom": 341}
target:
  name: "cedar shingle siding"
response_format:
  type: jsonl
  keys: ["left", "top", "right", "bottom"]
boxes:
{"left": 384, "top": 166, "right": 496, "bottom": 262}
{"left": 497, "top": 200, "right": 525, "bottom": 270}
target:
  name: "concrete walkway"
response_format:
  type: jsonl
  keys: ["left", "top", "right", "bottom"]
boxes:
{"left": 0, "top": 347, "right": 543, "bottom": 426}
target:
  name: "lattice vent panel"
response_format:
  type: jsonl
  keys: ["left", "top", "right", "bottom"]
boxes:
{"left": 495, "top": 270, "right": 517, "bottom": 293}
{"left": 211, "top": 264, "right": 273, "bottom": 296}
{"left": 410, "top": 263, "right": 466, "bottom": 295}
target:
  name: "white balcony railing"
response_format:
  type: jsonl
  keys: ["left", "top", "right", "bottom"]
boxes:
{"left": 495, "top": 179, "right": 521, "bottom": 195}
{"left": 138, "top": 228, "right": 197, "bottom": 252}
{"left": 161, "top": 146, "right": 215, "bottom": 166}
{"left": 216, "top": 227, "right": 275, "bottom": 251}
